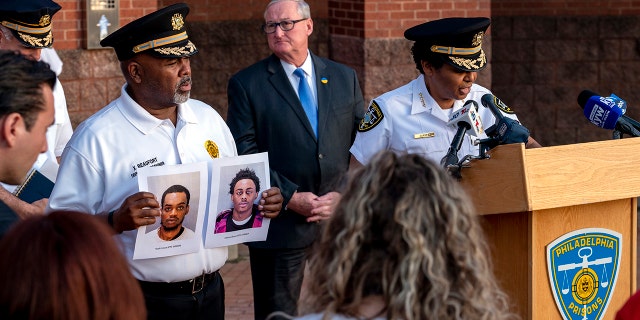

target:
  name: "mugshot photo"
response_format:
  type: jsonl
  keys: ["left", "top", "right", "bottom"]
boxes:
{"left": 133, "top": 162, "right": 208, "bottom": 259}
{"left": 205, "top": 152, "right": 271, "bottom": 248}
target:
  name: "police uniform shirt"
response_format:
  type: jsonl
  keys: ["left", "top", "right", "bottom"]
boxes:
{"left": 350, "top": 74, "right": 520, "bottom": 165}
{"left": 49, "top": 78, "right": 72, "bottom": 158}
{"left": 28, "top": 76, "right": 72, "bottom": 172}
{"left": 38, "top": 48, "right": 72, "bottom": 164}
{"left": 48, "top": 84, "right": 237, "bottom": 282}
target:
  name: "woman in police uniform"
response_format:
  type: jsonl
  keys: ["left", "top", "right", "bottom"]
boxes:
{"left": 350, "top": 17, "right": 541, "bottom": 166}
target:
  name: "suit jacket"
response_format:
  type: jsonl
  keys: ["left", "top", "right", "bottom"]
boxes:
{"left": 0, "top": 200, "right": 18, "bottom": 240}
{"left": 227, "top": 52, "right": 364, "bottom": 249}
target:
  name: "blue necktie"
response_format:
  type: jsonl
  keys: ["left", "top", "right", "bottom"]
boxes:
{"left": 293, "top": 68, "right": 318, "bottom": 137}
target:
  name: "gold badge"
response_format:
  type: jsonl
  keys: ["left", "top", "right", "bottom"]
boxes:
{"left": 414, "top": 132, "right": 435, "bottom": 139}
{"left": 205, "top": 140, "right": 219, "bottom": 159}
{"left": 39, "top": 15, "right": 51, "bottom": 26}
{"left": 472, "top": 31, "right": 484, "bottom": 47}
{"left": 171, "top": 13, "right": 184, "bottom": 30}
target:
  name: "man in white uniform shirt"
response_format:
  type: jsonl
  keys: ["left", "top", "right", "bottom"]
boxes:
{"left": 48, "top": 4, "right": 282, "bottom": 319}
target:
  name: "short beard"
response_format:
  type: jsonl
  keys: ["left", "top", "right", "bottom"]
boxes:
{"left": 173, "top": 76, "right": 191, "bottom": 104}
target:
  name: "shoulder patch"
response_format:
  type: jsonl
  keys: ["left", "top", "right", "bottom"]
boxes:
{"left": 358, "top": 101, "right": 385, "bottom": 132}
{"left": 494, "top": 95, "right": 515, "bottom": 114}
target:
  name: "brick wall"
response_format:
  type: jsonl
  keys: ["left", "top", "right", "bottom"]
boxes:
{"left": 345, "top": 0, "right": 491, "bottom": 105}
{"left": 53, "top": 0, "right": 640, "bottom": 148}
{"left": 490, "top": 1, "right": 640, "bottom": 145}
{"left": 53, "top": 0, "right": 160, "bottom": 49}
{"left": 55, "top": 0, "right": 491, "bottom": 127}
{"left": 492, "top": 0, "right": 640, "bottom": 16}
{"left": 54, "top": 0, "right": 160, "bottom": 125}
{"left": 360, "top": 0, "right": 490, "bottom": 39}
{"left": 159, "top": 0, "right": 328, "bottom": 21}
{"left": 56, "top": 0, "right": 330, "bottom": 128}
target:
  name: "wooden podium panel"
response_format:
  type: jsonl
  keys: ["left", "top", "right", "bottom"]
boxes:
{"left": 460, "top": 139, "right": 639, "bottom": 319}
{"left": 461, "top": 139, "right": 640, "bottom": 215}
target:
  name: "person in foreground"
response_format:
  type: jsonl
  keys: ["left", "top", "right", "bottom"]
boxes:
{"left": 0, "top": 210, "right": 146, "bottom": 319}
{"left": 0, "top": 50, "right": 55, "bottom": 238}
{"left": 294, "top": 151, "right": 516, "bottom": 320}
{"left": 226, "top": 0, "right": 363, "bottom": 317}
{"left": 350, "top": 17, "right": 541, "bottom": 167}
{"left": 47, "top": 3, "right": 282, "bottom": 319}
{"left": 616, "top": 289, "right": 640, "bottom": 320}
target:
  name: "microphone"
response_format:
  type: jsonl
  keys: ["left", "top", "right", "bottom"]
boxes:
{"left": 577, "top": 90, "right": 640, "bottom": 137}
{"left": 441, "top": 100, "right": 484, "bottom": 168}
{"left": 447, "top": 100, "right": 485, "bottom": 136}
{"left": 481, "top": 93, "right": 508, "bottom": 121}
{"left": 480, "top": 94, "right": 530, "bottom": 145}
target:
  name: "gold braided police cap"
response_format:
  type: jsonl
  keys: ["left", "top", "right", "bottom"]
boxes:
{"left": 405, "top": 17, "right": 491, "bottom": 72}
{"left": 0, "top": 0, "right": 61, "bottom": 48}
{"left": 100, "top": 2, "right": 198, "bottom": 61}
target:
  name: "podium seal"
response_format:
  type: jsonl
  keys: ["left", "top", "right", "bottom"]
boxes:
{"left": 546, "top": 228, "right": 621, "bottom": 320}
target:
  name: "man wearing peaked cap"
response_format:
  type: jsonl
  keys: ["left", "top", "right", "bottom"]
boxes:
{"left": 48, "top": 3, "right": 283, "bottom": 319}
{"left": 0, "top": 0, "right": 60, "bottom": 51}
{"left": 100, "top": 2, "right": 197, "bottom": 61}
{"left": 350, "top": 17, "right": 541, "bottom": 168}
{"left": 0, "top": 0, "right": 73, "bottom": 223}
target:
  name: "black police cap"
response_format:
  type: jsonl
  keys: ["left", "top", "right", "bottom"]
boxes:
{"left": 0, "top": 0, "right": 61, "bottom": 48}
{"left": 100, "top": 2, "right": 198, "bottom": 61}
{"left": 405, "top": 17, "right": 491, "bottom": 72}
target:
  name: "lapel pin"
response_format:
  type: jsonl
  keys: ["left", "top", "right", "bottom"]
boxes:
{"left": 321, "top": 77, "right": 328, "bottom": 84}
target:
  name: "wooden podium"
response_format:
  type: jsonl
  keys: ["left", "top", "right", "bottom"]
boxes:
{"left": 458, "top": 139, "right": 638, "bottom": 319}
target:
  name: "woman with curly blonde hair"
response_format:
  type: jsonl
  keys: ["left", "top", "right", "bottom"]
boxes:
{"left": 295, "top": 151, "right": 516, "bottom": 320}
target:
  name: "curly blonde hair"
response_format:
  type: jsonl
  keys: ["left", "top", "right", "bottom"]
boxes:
{"left": 299, "top": 151, "right": 516, "bottom": 320}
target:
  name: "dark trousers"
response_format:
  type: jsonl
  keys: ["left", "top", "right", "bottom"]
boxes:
{"left": 249, "top": 247, "right": 307, "bottom": 320}
{"left": 140, "top": 272, "right": 225, "bottom": 320}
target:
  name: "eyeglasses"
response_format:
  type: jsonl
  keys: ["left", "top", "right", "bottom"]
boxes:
{"left": 262, "top": 18, "right": 308, "bottom": 34}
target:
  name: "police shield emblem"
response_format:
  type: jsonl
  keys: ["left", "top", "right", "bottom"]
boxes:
{"left": 546, "top": 228, "right": 622, "bottom": 320}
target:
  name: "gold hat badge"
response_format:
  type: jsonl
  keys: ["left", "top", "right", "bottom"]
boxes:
{"left": 171, "top": 13, "right": 184, "bottom": 30}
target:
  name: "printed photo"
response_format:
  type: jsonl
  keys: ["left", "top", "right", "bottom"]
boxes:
{"left": 133, "top": 162, "right": 208, "bottom": 259}
{"left": 205, "top": 152, "right": 270, "bottom": 248}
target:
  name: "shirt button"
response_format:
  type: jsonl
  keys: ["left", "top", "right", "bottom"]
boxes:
{"left": 318, "top": 154, "right": 324, "bottom": 159}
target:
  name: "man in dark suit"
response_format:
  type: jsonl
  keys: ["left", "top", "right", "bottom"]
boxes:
{"left": 226, "top": 0, "right": 364, "bottom": 318}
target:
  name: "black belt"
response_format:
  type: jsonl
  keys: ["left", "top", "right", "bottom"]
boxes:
{"left": 138, "top": 271, "right": 219, "bottom": 295}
